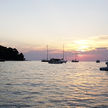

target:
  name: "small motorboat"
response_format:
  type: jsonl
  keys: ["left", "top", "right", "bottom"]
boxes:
{"left": 100, "top": 62, "right": 108, "bottom": 71}
{"left": 100, "top": 67, "right": 108, "bottom": 71}
{"left": 72, "top": 59, "right": 79, "bottom": 62}
{"left": 96, "top": 60, "right": 100, "bottom": 63}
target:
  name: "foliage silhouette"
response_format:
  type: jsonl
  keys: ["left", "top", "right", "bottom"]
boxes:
{"left": 0, "top": 45, "right": 25, "bottom": 61}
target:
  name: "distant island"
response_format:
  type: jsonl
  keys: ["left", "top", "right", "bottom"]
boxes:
{"left": 0, "top": 45, "right": 25, "bottom": 61}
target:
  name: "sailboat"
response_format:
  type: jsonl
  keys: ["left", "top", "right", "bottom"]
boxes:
{"left": 48, "top": 58, "right": 64, "bottom": 64}
{"left": 48, "top": 45, "right": 67, "bottom": 64}
{"left": 71, "top": 53, "right": 79, "bottom": 62}
{"left": 41, "top": 45, "right": 49, "bottom": 62}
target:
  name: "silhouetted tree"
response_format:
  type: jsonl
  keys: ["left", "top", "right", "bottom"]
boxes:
{"left": 0, "top": 45, "right": 25, "bottom": 61}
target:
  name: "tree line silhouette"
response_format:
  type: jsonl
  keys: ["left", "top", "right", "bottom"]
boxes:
{"left": 0, "top": 45, "right": 25, "bottom": 61}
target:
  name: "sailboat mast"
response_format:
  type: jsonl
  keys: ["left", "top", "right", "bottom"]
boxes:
{"left": 75, "top": 53, "right": 76, "bottom": 60}
{"left": 47, "top": 45, "right": 48, "bottom": 60}
{"left": 63, "top": 44, "right": 64, "bottom": 60}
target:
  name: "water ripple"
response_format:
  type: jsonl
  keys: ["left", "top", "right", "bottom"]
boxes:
{"left": 0, "top": 61, "right": 108, "bottom": 107}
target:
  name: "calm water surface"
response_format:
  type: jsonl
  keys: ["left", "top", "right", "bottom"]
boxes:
{"left": 0, "top": 61, "right": 108, "bottom": 108}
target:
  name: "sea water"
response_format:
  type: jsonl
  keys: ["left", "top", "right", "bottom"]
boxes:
{"left": 0, "top": 61, "right": 108, "bottom": 108}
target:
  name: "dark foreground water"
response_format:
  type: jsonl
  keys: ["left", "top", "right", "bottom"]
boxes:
{"left": 0, "top": 61, "right": 108, "bottom": 108}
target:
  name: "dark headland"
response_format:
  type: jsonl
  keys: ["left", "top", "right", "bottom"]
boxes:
{"left": 0, "top": 45, "right": 25, "bottom": 61}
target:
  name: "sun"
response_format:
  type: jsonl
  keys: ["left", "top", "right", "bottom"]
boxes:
{"left": 74, "top": 40, "right": 90, "bottom": 52}
{"left": 66, "top": 40, "right": 91, "bottom": 51}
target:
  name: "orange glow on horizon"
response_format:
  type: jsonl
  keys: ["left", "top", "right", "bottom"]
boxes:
{"left": 66, "top": 40, "right": 92, "bottom": 52}
{"left": 74, "top": 40, "right": 90, "bottom": 51}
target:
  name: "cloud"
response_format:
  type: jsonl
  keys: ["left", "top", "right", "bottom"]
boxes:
{"left": 24, "top": 47, "right": 108, "bottom": 61}
{"left": 79, "top": 47, "right": 108, "bottom": 61}
{"left": 93, "top": 35, "right": 108, "bottom": 41}
{"left": 80, "top": 35, "right": 108, "bottom": 50}
{"left": 1, "top": 34, "right": 108, "bottom": 61}
{"left": 24, "top": 49, "right": 66, "bottom": 60}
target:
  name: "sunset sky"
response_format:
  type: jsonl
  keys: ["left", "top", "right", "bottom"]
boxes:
{"left": 0, "top": 0, "right": 108, "bottom": 60}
